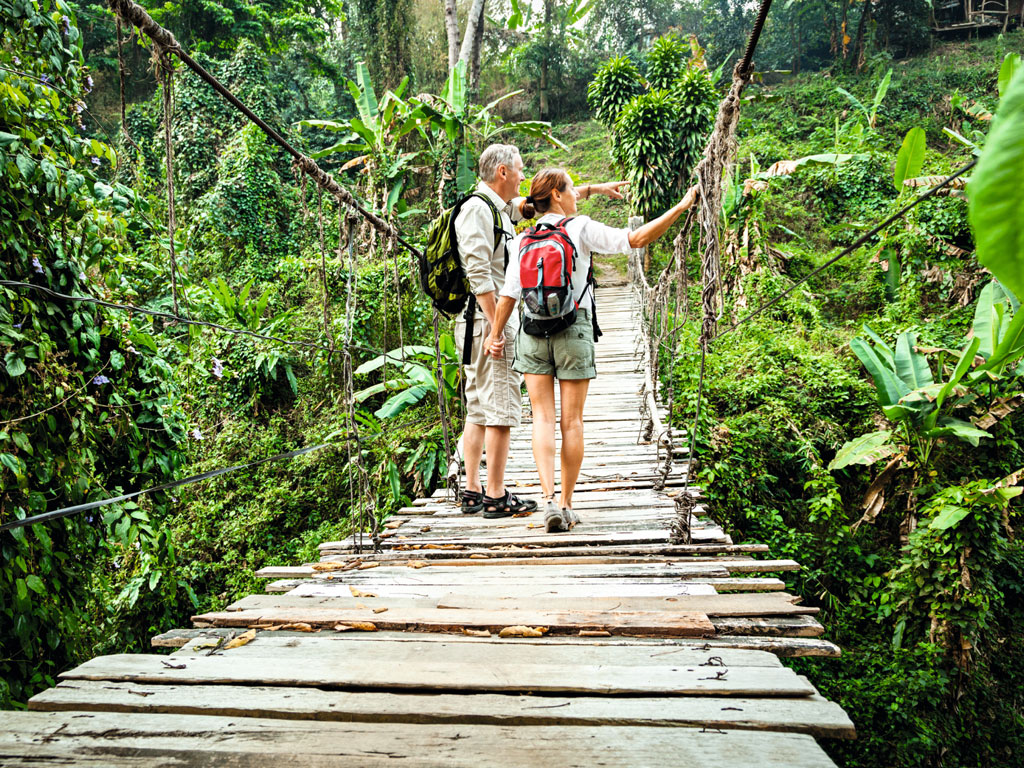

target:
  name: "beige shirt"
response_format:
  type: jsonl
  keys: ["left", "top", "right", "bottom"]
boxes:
{"left": 454, "top": 182, "right": 524, "bottom": 296}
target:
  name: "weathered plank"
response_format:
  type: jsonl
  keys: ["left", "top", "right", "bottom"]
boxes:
{"left": 60, "top": 654, "right": 816, "bottom": 697}
{"left": 29, "top": 680, "right": 856, "bottom": 739}
{"left": 0, "top": 711, "right": 839, "bottom": 766}
{"left": 151, "top": 627, "right": 842, "bottom": 656}
{"left": 192, "top": 603, "right": 716, "bottom": 637}
{"left": 169, "top": 634, "right": 786, "bottom": 668}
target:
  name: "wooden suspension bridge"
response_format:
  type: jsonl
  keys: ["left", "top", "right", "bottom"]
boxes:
{"left": 0, "top": 284, "right": 853, "bottom": 765}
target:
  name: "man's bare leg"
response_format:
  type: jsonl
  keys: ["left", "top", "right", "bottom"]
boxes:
{"left": 484, "top": 425, "right": 511, "bottom": 499}
{"left": 462, "top": 422, "right": 485, "bottom": 494}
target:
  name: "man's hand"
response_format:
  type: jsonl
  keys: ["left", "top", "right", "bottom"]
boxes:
{"left": 486, "top": 332, "right": 505, "bottom": 359}
{"left": 594, "top": 181, "right": 629, "bottom": 200}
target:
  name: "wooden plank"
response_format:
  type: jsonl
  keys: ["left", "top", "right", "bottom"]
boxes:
{"left": 286, "top": 580, "right": 721, "bottom": 598}
{"left": 428, "top": 592, "right": 817, "bottom": 617}
{"left": 168, "top": 634, "right": 785, "bottom": 668}
{"left": 0, "top": 711, "right": 840, "bottom": 766}
{"left": 151, "top": 627, "right": 842, "bottom": 657}
{"left": 29, "top": 680, "right": 856, "bottom": 739}
{"left": 293, "top": 542, "right": 772, "bottom": 565}
{"left": 60, "top": 653, "right": 815, "bottom": 697}
{"left": 191, "top": 604, "right": 716, "bottom": 637}
{"left": 283, "top": 576, "right": 785, "bottom": 597}
{"left": 225, "top": 592, "right": 815, "bottom": 619}
{"left": 712, "top": 615, "right": 825, "bottom": 637}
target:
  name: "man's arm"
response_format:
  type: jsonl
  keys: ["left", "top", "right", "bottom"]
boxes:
{"left": 486, "top": 296, "right": 518, "bottom": 358}
{"left": 455, "top": 202, "right": 498, "bottom": 315}
{"left": 475, "top": 291, "right": 497, "bottom": 326}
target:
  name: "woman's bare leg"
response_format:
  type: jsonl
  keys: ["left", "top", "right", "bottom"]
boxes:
{"left": 525, "top": 373, "right": 557, "bottom": 499}
{"left": 557, "top": 378, "right": 590, "bottom": 511}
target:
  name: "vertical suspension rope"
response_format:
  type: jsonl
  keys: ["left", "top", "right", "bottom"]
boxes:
{"left": 115, "top": 18, "right": 130, "bottom": 141}
{"left": 159, "top": 53, "right": 180, "bottom": 317}
{"left": 315, "top": 187, "right": 335, "bottom": 364}
{"left": 431, "top": 310, "right": 457, "bottom": 500}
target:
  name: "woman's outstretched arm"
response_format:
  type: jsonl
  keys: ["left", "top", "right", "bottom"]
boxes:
{"left": 627, "top": 186, "right": 699, "bottom": 249}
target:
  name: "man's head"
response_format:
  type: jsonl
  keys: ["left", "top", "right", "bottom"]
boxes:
{"left": 478, "top": 144, "right": 525, "bottom": 203}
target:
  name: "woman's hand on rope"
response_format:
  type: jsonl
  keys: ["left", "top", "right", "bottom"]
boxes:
{"left": 486, "top": 332, "right": 505, "bottom": 359}
{"left": 679, "top": 185, "right": 699, "bottom": 211}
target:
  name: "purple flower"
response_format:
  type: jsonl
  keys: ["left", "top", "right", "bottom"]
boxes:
{"left": 13, "top": 323, "right": 22, "bottom": 329}
{"left": 78, "top": 272, "right": 86, "bottom": 281}
{"left": 127, "top": 345, "right": 141, "bottom": 356}
{"left": 32, "top": 257, "right": 43, "bottom": 273}
{"left": 75, "top": 102, "right": 84, "bottom": 114}
{"left": 84, "top": 75, "right": 93, "bottom": 94}
{"left": 40, "top": 75, "right": 50, "bottom": 84}
{"left": 211, "top": 357, "right": 224, "bottom": 379}
{"left": 90, "top": 156, "right": 100, "bottom": 166}
{"left": 92, "top": 375, "right": 111, "bottom": 385}
{"left": 191, "top": 428, "right": 203, "bottom": 440}
{"left": 13, "top": 56, "right": 20, "bottom": 66}
{"left": 61, "top": 15, "right": 70, "bottom": 34}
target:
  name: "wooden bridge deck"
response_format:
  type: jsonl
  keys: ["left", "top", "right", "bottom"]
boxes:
{"left": 2, "top": 286, "right": 853, "bottom": 765}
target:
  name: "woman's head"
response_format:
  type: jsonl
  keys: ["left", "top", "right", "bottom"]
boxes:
{"left": 523, "top": 168, "right": 576, "bottom": 219}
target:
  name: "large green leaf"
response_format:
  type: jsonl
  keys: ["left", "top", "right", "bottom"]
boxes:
{"left": 936, "top": 337, "right": 980, "bottom": 409}
{"left": 975, "top": 305, "right": 1024, "bottom": 375}
{"left": 921, "top": 417, "right": 992, "bottom": 447}
{"left": 376, "top": 384, "right": 434, "bottom": 419}
{"left": 998, "top": 53, "right": 1021, "bottom": 100}
{"left": 828, "top": 430, "right": 896, "bottom": 471}
{"left": 893, "top": 127, "right": 926, "bottom": 191}
{"left": 353, "top": 61, "right": 379, "bottom": 131}
{"left": 850, "top": 337, "right": 911, "bottom": 408}
{"left": 969, "top": 70, "right": 1024, "bottom": 299}
{"left": 972, "top": 281, "right": 1007, "bottom": 358}
{"left": 894, "top": 331, "right": 933, "bottom": 388}
{"left": 929, "top": 504, "right": 972, "bottom": 531}
{"left": 354, "top": 346, "right": 436, "bottom": 375}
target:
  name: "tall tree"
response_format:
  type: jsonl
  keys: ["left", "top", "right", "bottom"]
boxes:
{"left": 443, "top": 0, "right": 486, "bottom": 91}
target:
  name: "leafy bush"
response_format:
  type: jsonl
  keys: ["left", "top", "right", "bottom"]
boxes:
{"left": 645, "top": 32, "right": 689, "bottom": 90}
{"left": 586, "top": 55, "right": 643, "bottom": 128}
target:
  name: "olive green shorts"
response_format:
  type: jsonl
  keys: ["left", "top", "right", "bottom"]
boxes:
{"left": 513, "top": 307, "right": 596, "bottom": 380}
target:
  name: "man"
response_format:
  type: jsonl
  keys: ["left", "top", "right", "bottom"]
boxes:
{"left": 454, "top": 144, "right": 537, "bottom": 519}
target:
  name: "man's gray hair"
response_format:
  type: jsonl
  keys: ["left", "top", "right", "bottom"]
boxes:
{"left": 478, "top": 144, "right": 520, "bottom": 182}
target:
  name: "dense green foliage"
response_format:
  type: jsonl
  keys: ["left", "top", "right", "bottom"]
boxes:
{"left": 655, "top": 34, "right": 1024, "bottom": 767}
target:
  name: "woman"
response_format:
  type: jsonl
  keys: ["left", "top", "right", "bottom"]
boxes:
{"left": 486, "top": 168, "right": 698, "bottom": 532}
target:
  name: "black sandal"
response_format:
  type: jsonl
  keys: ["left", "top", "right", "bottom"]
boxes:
{"left": 461, "top": 489, "right": 484, "bottom": 515}
{"left": 482, "top": 490, "right": 538, "bottom": 519}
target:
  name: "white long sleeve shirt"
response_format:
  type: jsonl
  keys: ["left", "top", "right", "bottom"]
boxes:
{"left": 454, "top": 182, "right": 524, "bottom": 296}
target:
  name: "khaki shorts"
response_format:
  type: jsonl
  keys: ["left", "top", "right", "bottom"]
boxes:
{"left": 455, "top": 314, "right": 523, "bottom": 428}
{"left": 513, "top": 308, "right": 597, "bottom": 380}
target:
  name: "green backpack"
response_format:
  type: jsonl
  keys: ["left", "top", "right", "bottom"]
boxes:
{"left": 418, "top": 192, "right": 505, "bottom": 317}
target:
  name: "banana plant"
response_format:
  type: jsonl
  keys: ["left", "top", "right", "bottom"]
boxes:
{"left": 408, "top": 61, "right": 567, "bottom": 207}
{"left": 835, "top": 67, "right": 892, "bottom": 141}
{"left": 353, "top": 337, "right": 459, "bottom": 420}
{"left": 297, "top": 62, "right": 422, "bottom": 217}
{"left": 831, "top": 281, "right": 1024, "bottom": 479}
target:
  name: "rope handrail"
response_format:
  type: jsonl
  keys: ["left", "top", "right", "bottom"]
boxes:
{"left": 104, "top": 0, "right": 422, "bottom": 260}
{"left": 0, "top": 443, "right": 331, "bottom": 533}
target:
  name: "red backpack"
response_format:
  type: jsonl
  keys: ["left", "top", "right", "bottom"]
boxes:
{"left": 518, "top": 217, "right": 601, "bottom": 340}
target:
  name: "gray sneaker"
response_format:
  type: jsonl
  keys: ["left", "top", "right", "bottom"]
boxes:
{"left": 544, "top": 499, "right": 565, "bottom": 532}
{"left": 562, "top": 507, "right": 580, "bottom": 529}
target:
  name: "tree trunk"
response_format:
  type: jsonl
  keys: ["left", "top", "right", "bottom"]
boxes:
{"left": 469, "top": 0, "right": 485, "bottom": 95}
{"left": 458, "top": 0, "right": 486, "bottom": 65}
{"left": 851, "top": 0, "right": 873, "bottom": 73}
{"left": 444, "top": 0, "right": 460, "bottom": 74}
{"left": 539, "top": 0, "right": 553, "bottom": 119}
